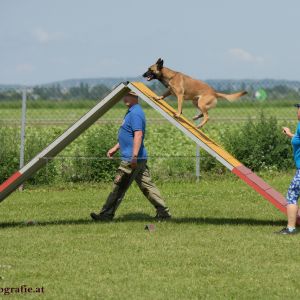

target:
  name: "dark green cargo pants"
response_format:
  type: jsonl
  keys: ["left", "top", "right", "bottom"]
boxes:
{"left": 99, "top": 160, "right": 170, "bottom": 218}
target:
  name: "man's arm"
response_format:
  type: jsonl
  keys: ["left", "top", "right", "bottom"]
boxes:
{"left": 107, "top": 143, "right": 120, "bottom": 158}
{"left": 131, "top": 130, "right": 143, "bottom": 168}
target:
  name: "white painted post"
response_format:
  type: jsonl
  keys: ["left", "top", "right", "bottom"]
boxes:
{"left": 19, "top": 89, "right": 27, "bottom": 191}
{"left": 196, "top": 144, "right": 200, "bottom": 181}
{"left": 195, "top": 108, "right": 200, "bottom": 181}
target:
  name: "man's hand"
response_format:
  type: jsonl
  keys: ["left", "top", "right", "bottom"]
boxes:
{"left": 107, "top": 144, "right": 119, "bottom": 159}
{"left": 131, "top": 156, "right": 138, "bottom": 169}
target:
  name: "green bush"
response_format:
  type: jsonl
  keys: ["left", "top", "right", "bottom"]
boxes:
{"left": 0, "top": 126, "right": 62, "bottom": 185}
{"left": 0, "top": 127, "right": 20, "bottom": 183}
{"left": 0, "top": 115, "right": 296, "bottom": 186}
{"left": 25, "top": 127, "right": 62, "bottom": 185}
{"left": 75, "top": 126, "right": 120, "bottom": 182}
{"left": 223, "top": 113, "right": 294, "bottom": 171}
{"left": 198, "top": 150, "right": 226, "bottom": 173}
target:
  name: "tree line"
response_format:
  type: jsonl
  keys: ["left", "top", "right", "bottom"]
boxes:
{"left": 0, "top": 83, "right": 111, "bottom": 101}
{"left": 0, "top": 82, "right": 300, "bottom": 101}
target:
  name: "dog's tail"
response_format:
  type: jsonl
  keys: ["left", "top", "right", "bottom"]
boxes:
{"left": 215, "top": 91, "right": 247, "bottom": 102}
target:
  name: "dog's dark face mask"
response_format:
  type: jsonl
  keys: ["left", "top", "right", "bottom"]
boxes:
{"left": 143, "top": 58, "right": 164, "bottom": 81}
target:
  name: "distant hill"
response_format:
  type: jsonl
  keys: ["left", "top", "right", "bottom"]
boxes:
{"left": 0, "top": 76, "right": 144, "bottom": 91}
{"left": 42, "top": 76, "right": 145, "bottom": 89}
{"left": 0, "top": 84, "right": 24, "bottom": 91}
{"left": 1, "top": 77, "right": 300, "bottom": 91}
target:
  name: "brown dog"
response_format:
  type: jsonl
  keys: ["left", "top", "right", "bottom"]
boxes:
{"left": 143, "top": 58, "right": 247, "bottom": 128}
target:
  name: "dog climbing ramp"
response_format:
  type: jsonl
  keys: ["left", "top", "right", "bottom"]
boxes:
{"left": 0, "top": 81, "right": 298, "bottom": 223}
{"left": 128, "top": 82, "right": 299, "bottom": 223}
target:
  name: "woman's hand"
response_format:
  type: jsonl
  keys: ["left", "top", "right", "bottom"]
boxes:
{"left": 282, "top": 127, "right": 294, "bottom": 138}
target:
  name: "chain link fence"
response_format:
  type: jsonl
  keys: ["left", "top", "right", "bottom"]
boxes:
{"left": 1, "top": 80, "right": 299, "bottom": 185}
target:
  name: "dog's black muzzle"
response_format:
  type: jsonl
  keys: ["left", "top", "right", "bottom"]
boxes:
{"left": 143, "top": 71, "right": 156, "bottom": 81}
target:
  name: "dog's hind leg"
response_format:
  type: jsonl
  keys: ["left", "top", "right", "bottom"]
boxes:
{"left": 197, "top": 108, "right": 209, "bottom": 128}
{"left": 196, "top": 95, "right": 216, "bottom": 128}
{"left": 192, "top": 114, "right": 203, "bottom": 121}
{"left": 192, "top": 98, "right": 203, "bottom": 120}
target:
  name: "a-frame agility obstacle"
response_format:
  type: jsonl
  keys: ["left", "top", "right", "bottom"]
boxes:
{"left": 0, "top": 82, "right": 299, "bottom": 223}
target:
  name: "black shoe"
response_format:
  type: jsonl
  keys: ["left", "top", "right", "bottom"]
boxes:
{"left": 275, "top": 227, "right": 298, "bottom": 235}
{"left": 90, "top": 212, "right": 113, "bottom": 222}
{"left": 154, "top": 213, "right": 171, "bottom": 221}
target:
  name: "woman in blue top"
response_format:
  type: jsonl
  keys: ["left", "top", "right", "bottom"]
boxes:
{"left": 279, "top": 104, "right": 300, "bottom": 234}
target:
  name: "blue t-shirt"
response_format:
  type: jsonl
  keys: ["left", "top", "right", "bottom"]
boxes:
{"left": 118, "top": 104, "right": 147, "bottom": 161}
{"left": 292, "top": 122, "right": 300, "bottom": 169}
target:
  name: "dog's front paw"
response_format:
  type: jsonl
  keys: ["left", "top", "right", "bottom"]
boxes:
{"left": 154, "top": 96, "right": 164, "bottom": 101}
{"left": 174, "top": 113, "right": 181, "bottom": 118}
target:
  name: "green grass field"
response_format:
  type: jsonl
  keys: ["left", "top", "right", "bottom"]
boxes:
{"left": 1, "top": 95, "right": 300, "bottom": 299}
{"left": 1, "top": 173, "right": 300, "bottom": 299}
{"left": 0, "top": 98, "right": 298, "bottom": 125}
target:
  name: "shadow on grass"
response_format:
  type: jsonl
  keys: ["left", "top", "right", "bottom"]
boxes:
{"left": 119, "top": 213, "right": 285, "bottom": 226}
{"left": 0, "top": 212, "right": 285, "bottom": 229}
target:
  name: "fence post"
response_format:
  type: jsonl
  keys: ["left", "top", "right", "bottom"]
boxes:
{"left": 196, "top": 145, "right": 200, "bottom": 181}
{"left": 195, "top": 108, "right": 200, "bottom": 181}
{"left": 19, "top": 88, "right": 27, "bottom": 191}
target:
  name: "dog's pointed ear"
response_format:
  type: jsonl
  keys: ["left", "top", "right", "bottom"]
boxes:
{"left": 156, "top": 58, "right": 164, "bottom": 70}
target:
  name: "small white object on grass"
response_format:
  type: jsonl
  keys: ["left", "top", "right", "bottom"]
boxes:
{"left": 24, "top": 220, "right": 38, "bottom": 226}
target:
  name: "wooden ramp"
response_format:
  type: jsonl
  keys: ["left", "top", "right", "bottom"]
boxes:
{"left": 1, "top": 81, "right": 298, "bottom": 223}
{"left": 128, "top": 82, "right": 299, "bottom": 223}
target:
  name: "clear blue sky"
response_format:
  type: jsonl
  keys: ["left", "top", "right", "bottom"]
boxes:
{"left": 1, "top": 0, "right": 300, "bottom": 85}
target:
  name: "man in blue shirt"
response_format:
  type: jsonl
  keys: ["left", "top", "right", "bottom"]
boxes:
{"left": 277, "top": 103, "right": 300, "bottom": 234}
{"left": 91, "top": 91, "right": 171, "bottom": 221}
